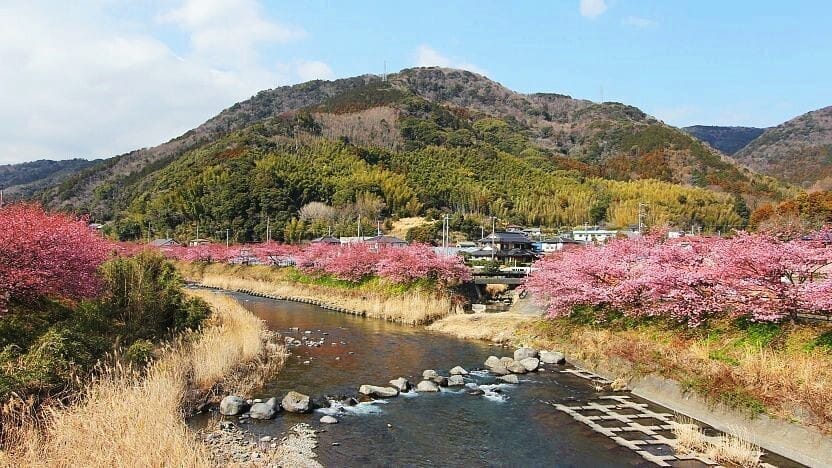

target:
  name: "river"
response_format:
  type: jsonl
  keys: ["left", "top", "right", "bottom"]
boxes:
{"left": 194, "top": 292, "right": 799, "bottom": 467}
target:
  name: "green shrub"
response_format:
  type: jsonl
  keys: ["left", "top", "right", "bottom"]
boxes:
{"left": 125, "top": 339, "right": 155, "bottom": 366}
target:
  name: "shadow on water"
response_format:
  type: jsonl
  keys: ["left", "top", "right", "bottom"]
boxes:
{"left": 190, "top": 292, "right": 800, "bottom": 468}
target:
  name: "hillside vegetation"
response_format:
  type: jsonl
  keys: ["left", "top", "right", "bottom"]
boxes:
{"left": 39, "top": 68, "right": 791, "bottom": 240}
{"left": 0, "top": 159, "right": 95, "bottom": 200}
{"left": 682, "top": 125, "right": 765, "bottom": 155}
{"left": 732, "top": 106, "right": 832, "bottom": 189}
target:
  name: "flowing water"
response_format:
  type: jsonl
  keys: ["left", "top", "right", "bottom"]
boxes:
{"left": 192, "top": 292, "right": 799, "bottom": 467}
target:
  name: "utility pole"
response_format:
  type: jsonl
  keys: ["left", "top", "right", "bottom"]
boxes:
{"left": 377, "top": 220, "right": 381, "bottom": 236}
{"left": 266, "top": 216, "right": 271, "bottom": 244}
{"left": 196, "top": 221, "right": 200, "bottom": 242}
{"left": 442, "top": 214, "right": 450, "bottom": 256}
{"left": 0, "top": 189, "right": 4, "bottom": 207}
{"left": 226, "top": 229, "right": 230, "bottom": 248}
{"left": 357, "top": 214, "right": 362, "bottom": 240}
{"left": 491, "top": 216, "right": 496, "bottom": 262}
{"left": 638, "top": 203, "right": 648, "bottom": 235}
{"left": 147, "top": 220, "right": 151, "bottom": 243}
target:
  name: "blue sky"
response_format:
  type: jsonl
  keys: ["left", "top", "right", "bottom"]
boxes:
{"left": 1, "top": 0, "right": 831, "bottom": 164}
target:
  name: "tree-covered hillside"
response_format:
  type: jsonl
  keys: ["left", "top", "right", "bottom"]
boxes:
{"left": 36, "top": 68, "right": 791, "bottom": 241}
{"left": 682, "top": 125, "right": 765, "bottom": 155}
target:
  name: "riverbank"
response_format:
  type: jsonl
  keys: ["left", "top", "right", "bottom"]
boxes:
{"left": 513, "top": 316, "right": 832, "bottom": 466}
{"left": 1, "top": 291, "right": 288, "bottom": 467}
{"left": 177, "top": 262, "right": 462, "bottom": 325}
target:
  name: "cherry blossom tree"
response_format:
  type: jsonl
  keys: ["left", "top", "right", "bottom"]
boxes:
{"left": 0, "top": 204, "right": 112, "bottom": 313}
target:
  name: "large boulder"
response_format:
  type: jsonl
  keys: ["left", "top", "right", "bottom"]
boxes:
{"left": 219, "top": 395, "right": 248, "bottom": 416}
{"left": 514, "top": 347, "right": 539, "bottom": 361}
{"left": 507, "top": 362, "right": 528, "bottom": 374}
{"left": 519, "top": 357, "right": 540, "bottom": 372}
{"left": 281, "top": 391, "right": 311, "bottom": 413}
{"left": 449, "top": 366, "right": 468, "bottom": 376}
{"left": 489, "top": 364, "right": 511, "bottom": 376}
{"left": 359, "top": 385, "right": 399, "bottom": 398}
{"left": 431, "top": 376, "right": 449, "bottom": 387}
{"left": 499, "top": 357, "right": 515, "bottom": 368}
{"left": 416, "top": 380, "right": 440, "bottom": 392}
{"left": 320, "top": 415, "right": 338, "bottom": 424}
{"left": 249, "top": 397, "right": 279, "bottom": 420}
{"left": 448, "top": 375, "right": 465, "bottom": 386}
{"left": 389, "top": 377, "right": 411, "bottom": 392}
{"left": 498, "top": 374, "right": 520, "bottom": 384}
{"left": 539, "top": 351, "right": 566, "bottom": 365}
{"left": 422, "top": 369, "right": 439, "bottom": 380}
{"left": 484, "top": 356, "right": 501, "bottom": 368}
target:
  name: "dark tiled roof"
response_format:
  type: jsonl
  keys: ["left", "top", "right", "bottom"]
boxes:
{"left": 478, "top": 231, "right": 532, "bottom": 243}
{"left": 311, "top": 236, "right": 341, "bottom": 244}
{"left": 364, "top": 235, "right": 407, "bottom": 244}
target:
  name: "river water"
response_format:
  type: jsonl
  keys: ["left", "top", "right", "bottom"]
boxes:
{"left": 195, "top": 292, "right": 798, "bottom": 467}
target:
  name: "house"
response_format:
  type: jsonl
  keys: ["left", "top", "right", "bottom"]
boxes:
{"left": 477, "top": 231, "right": 534, "bottom": 251}
{"left": 363, "top": 235, "right": 408, "bottom": 250}
{"left": 310, "top": 235, "right": 341, "bottom": 245}
{"left": 533, "top": 236, "right": 584, "bottom": 253}
{"left": 150, "top": 238, "right": 180, "bottom": 248}
{"left": 571, "top": 226, "right": 618, "bottom": 244}
{"left": 188, "top": 238, "right": 211, "bottom": 246}
{"left": 521, "top": 227, "right": 543, "bottom": 239}
{"left": 467, "top": 247, "right": 538, "bottom": 264}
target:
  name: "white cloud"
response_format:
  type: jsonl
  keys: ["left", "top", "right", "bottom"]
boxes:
{"left": 0, "top": 1, "right": 332, "bottom": 164}
{"left": 415, "top": 45, "right": 487, "bottom": 75}
{"left": 579, "top": 0, "right": 608, "bottom": 18}
{"left": 294, "top": 60, "right": 334, "bottom": 81}
{"left": 622, "top": 16, "right": 657, "bottom": 28}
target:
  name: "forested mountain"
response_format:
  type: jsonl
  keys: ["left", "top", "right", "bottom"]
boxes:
{"left": 0, "top": 158, "right": 95, "bottom": 200}
{"left": 37, "top": 67, "right": 790, "bottom": 242}
{"left": 731, "top": 106, "right": 832, "bottom": 190}
{"left": 682, "top": 125, "right": 765, "bottom": 155}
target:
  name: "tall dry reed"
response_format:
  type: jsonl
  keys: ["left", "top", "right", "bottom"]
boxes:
{"left": 1, "top": 292, "right": 286, "bottom": 467}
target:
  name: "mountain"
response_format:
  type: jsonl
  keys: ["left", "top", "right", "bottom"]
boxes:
{"left": 0, "top": 158, "right": 96, "bottom": 201}
{"left": 732, "top": 106, "right": 832, "bottom": 189}
{"left": 36, "top": 67, "right": 789, "bottom": 241}
{"left": 682, "top": 125, "right": 765, "bottom": 155}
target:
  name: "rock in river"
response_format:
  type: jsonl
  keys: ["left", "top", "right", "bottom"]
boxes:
{"left": 539, "top": 351, "right": 566, "bottom": 365}
{"left": 320, "top": 415, "right": 338, "bottom": 424}
{"left": 220, "top": 395, "right": 248, "bottom": 416}
{"left": 432, "top": 376, "right": 449, "bottom": 387}
{"left": 498, "top": 374, "right": 520, "bottom": 384}
{"left": 416, "top": 380, "right": 440, "bottom": 392}
{"left": 448, "top": 375, "right": 465, "bottom": 386}
{"left": 359, "top": 385, "right": 399, "bottom": 398}
{"left": 484, "top": 356, "right": 501, "bottom": 368}
{"left": 499, "top": 357, "right": 515, "bottom": 367}
{"left": 489, "top": 364, "right": 511, "bottom": 376}
{"left": 389, "top": 377, "right": 411, "bottom": 392}
{"left": 449, "top": 366, "right": 469, "bottom": 376}
{"left": 519, "top": 357, "right": 540, "bottom": 372}
{"left": 507, "top": 362, "right": 528, "bottom": 374}
{"left": 514, "top": 347, "right": 539, "bottom": 361}
{"left": 249, "top": 397, "right": 279, "bottom": 419}
{"left": 422, "top": 369, "right": 439, "bottom": 380}
{"left": 281, "top": 391, "right": 311, "bottom": 413}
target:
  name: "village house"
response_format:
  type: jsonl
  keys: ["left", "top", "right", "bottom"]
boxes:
{"left": 149, "top": 238, "right": 180, "bottom": 248}
{"left": 310, "top": 235, "right": 341, "bottom": 245}
{"left": 571, "top": 226, "right": 619, "bottom": 244}
{"left": 534, "top": 236, "right": 584, "bottom": 253}
{"left": 363, "top": 234, "right": 408, "bottom": 251}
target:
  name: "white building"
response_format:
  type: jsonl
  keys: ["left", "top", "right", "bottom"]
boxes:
{"left": 571, "top": 226, "right": 619, "bottom": 244}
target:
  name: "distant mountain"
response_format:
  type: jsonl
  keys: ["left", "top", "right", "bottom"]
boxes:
{"left": 30, "top": 67, "right": 790, "bottom": 240}
{"left": 0, "top": 158, "right": 95, "bottom": 201}
{"left": 682, "top": 125, "right": 765, "bottom": 155}
{"left": 732, "top": 106, "right": 832, "bottom": 189}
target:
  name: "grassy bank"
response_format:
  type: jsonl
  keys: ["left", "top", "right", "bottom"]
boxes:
{"left": 515, "top": 314, "right": 832, "bottom": 435}
{"left": 427, "top": 312, "right": 535, "bottom": 342}
{"left": 1, "top": 291, "right": 287, "bottom": 466}
{"left": 178, "top": 262, "right": 462, "bottom": 325}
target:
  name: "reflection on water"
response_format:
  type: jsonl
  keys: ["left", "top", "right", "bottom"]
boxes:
{"left": 191, "top": 293, "right": 655, "bottom": 467}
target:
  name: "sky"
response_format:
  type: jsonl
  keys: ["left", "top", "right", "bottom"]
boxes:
{"left": 2, "top": 0, "right": 831, "bottom": 164}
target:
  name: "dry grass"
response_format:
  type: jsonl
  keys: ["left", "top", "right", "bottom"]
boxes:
{"left": 517, "top": 319, "right": 832, "bottom": 434}
{"left": 672, "top": 419, "right": 763, "bottom": 467}
{"left": 182, "top": 263, "right": 459, "bottom": 325}
{"left": 388, "top": 216, "right": 430, "bottom": 239}
{"left": 1, "top": 292, "right": 286, "bottom": 467}
{"left": 428, "top": 312, "right": 534, "bottom": 343}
